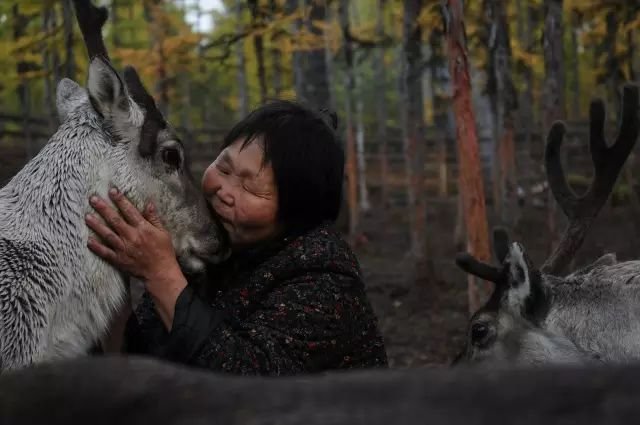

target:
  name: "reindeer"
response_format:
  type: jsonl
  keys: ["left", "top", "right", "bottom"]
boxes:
{"left": 454, "top": 85, "right": 640, "bottom": 366}
{"left": 3, "top": 355, "right": 640, "bottom": 424}
{"left": 0, "top": 1, "right": 227, "bottom": 370}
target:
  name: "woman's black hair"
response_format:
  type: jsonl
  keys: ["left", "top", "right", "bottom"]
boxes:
{"left": 219, "top": 100, "right": 344, "bottom": 234}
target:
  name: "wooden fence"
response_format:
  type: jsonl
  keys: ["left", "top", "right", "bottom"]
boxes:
{"left": 0, "top": 111, "right": 608, "bottom": 206}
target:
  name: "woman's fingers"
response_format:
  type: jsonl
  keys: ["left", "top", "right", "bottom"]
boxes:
{"left": 143, "top": 201, "right": 165, "bottom": 229}
{"left": 87, "top": 236, "right": 119, "bottom": 263}
{"left": 89, "top": 194, "right": 134, "bottom": 238}
{"left": 86, "top": 213, "right": 126, "bottom": 252}
{"left": 109, "top": 188, "right": 144, "bottom": 226}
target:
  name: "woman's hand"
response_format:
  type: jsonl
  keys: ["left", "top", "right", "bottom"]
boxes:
{"left": 86, "top": 188, "right": 176, "bottom": 282}
{"left": 86, "top": 188, "right": 187, "bottom": 329}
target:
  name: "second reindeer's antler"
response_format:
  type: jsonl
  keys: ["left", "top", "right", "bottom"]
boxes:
{"left": 455, "top": 227, "right": 510, "bottom": 287}
{"left": 542, "top": 85, "right": 640, "bottom": 275}
{"left": 455, "top": 85, "right": 639, "bottom": 284}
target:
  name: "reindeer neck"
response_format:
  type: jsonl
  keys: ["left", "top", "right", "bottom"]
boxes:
{"left": 0, "top": 114, "right": 125, "bottom": 267}
{"left": 0, "top": 113, "right": 133, "bottom": 359}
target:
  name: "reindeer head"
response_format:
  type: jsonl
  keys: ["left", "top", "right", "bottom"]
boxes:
{"left": 454, "top": 85, "right": 640, "bottom": 367}
{"left": 454, "top": 234, "right": 589, "bottom": 366}
{"left": 61, "top": 0, "right": 229, "bottom": 273}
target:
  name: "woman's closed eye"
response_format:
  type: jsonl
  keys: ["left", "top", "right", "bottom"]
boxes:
{"left": 216, "top": 164, "right": 231, "bottom": 175}
{"left": 243, "top": 183, "right": 272, "bottom": 198}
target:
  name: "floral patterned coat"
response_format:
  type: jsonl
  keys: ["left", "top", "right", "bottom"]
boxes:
{"left": 125, "top": 222, "right": 388, "bottom": 375}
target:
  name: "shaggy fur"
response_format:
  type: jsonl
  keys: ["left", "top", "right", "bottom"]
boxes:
{"left": 458, "top": 242, "right": 640, "bottom": 366}
{"left": 0, "top": 59, "right": 224, "bottom": 370}
{"left": 3, "top": 356, "right": 640, "bottom": 424}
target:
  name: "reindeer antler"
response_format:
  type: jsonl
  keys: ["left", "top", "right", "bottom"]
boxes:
{"left": 454, "top": 227, "right": 510, "bottom": 286}
{"left": 71, "top": 0, "right": 109, "bottom": 61}
{"left": 541, "top": 85, "right": 640, "bottom": 275}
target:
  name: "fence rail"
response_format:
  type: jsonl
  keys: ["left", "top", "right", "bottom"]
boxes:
{"left": 0, "top": 111, "right": 619, "bottom": 204}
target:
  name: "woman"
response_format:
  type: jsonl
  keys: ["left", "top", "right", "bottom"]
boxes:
{"left": 85, "top": 100, "right": 388, "bottom": 375}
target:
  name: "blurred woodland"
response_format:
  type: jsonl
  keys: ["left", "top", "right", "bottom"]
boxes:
{"left": 2, "top": 0, "right": 640, "bottom": 366}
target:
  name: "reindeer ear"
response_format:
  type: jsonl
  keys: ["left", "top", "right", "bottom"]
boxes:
{"left": 492, "top": 227, "right": 510, "bottom": 263}
{"left": 505, "top": 242, "right": 534, "bottom": 311}
{"left": 87, "top": 57, "right": 129, "bottom": 119}
{"left": 56, "top": 78, "right": 88, "bottom": 122}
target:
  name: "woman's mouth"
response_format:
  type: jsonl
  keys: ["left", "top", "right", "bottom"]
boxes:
{"left": 209, "top": 203, "right": 231, "bottom": 223}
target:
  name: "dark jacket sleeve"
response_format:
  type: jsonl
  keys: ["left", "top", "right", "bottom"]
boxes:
{"left": 123, "top": 291, "right": 167, "bottom": 356}
{"left": 123, "top": 287, "right": 225, "bottom": 360}
{"left": 127, "top": 272, "right": 370, "bottom": 375}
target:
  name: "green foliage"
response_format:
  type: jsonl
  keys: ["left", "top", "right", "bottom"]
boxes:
{"left": 0, "top": 0, "right": 636, "bottom": 134}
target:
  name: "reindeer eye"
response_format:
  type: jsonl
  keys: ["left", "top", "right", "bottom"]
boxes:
{"left": 161, "top": 147, "right": 182, "bottom": 170}
{"left": 471, "top": 323, "right": 490, "bottom": 346}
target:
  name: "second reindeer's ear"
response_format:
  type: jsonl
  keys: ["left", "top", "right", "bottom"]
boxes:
{"left": 505, "top": 242, "right": 534, "bottom": 312}
{"left": 492, "top": 227, "right": 511, "bottom": 264}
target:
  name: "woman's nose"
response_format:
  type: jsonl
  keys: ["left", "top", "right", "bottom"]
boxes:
{"left": 202, "top": 163, "right": 234, "bottom": 206}
{"left": 216, "top": 184, "right": 234, "bottom": 206}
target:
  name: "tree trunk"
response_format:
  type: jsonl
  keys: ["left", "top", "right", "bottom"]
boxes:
{"left": 298, "top": 0, "right": 331, "bottom": 109}
{"left": 323, "top": 0, "right": 336, "bottom": 110}
{"left": 286, "top": 0, "right": 305, "bottom": 102}
{"left": 570, "top": 9, "right": 580, "bottom": 119}
{"left": 249, "top": 0, "right": 268, "bottom": 104}
{"left": 270, "top": 0, "right": 283, "bottom": 97}
{"left": 515, "top": 0, "right": 536, "bottom": 170}
{"left": 43, "top": 5, "right": 57, "bottom": 129}
{"left": 111, "top": 0, "right": 121, "bottom": 48}
{"left": 236, "top": 0, "right": 249, "bottom": 117}
{"left": 542, "top": 0, "right": 565, "bottom": 255}
{"left": 62, "top": 0, "right": 75, "bottom": 80}
{"left": 13, "top": 5, "right": 34, "bottom": 159}
{"left": 356, "top": 95, "right": 370, "bottom": 212}
{"left": 628, "top": 27, "right": 636, "bottom": 81}
{"left": 144, "top": 1, "right": 169, "bottom": 117}
{"left": 401, "top": 0, "right": 427, "bottom": 262}
{"left": 442, "top": 0, "right": 492, "bottom": 313}
{"left": 350, "top": 0, "right": 369, "bottom": 212}
{"left": 488, "top": 0, "right": 518, "bottom": 227}
{"left": 605, "top": 10, "right": 623, "bottom": 117}
{"left": 51, "top": 4, "right": 62, "bottom": 104}
{"left": 375, "top": 0, "right": 389, "bottom": 206}
{"left": 338, "top": 0, "right": 359, "bottom": 240}
{"left": 429, "top": 24, "right": 451, "bottom": 198}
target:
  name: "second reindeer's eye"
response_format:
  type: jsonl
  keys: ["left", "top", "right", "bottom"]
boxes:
{"left": 471, "top": 322, "right": 490, "bottom": 346}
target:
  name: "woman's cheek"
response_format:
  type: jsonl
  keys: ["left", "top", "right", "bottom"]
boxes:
{"left": 201, "top": 163, "right": 218, "bottom": 194}
{"left": 237, "top": 197, "right": 277, "bottom": 227}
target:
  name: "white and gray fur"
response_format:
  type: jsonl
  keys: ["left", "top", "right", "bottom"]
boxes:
{"left": 0, "top": 58, "right": 226, "bottom": 370}
{"left": 456, "top": 244, "right": 640, "bottom": 367}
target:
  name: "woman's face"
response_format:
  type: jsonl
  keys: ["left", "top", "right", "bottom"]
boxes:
{"left": 202, "top": 137, "right": 280, "bottom": 248}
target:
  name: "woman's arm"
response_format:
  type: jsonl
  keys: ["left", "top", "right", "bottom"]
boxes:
{"left": 85, "top": 188, "right": 187, "bottom": 329}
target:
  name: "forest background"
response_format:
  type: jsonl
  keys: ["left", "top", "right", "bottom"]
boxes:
{"left": 2, "top": 0, "right": 639, "bottom": 366}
